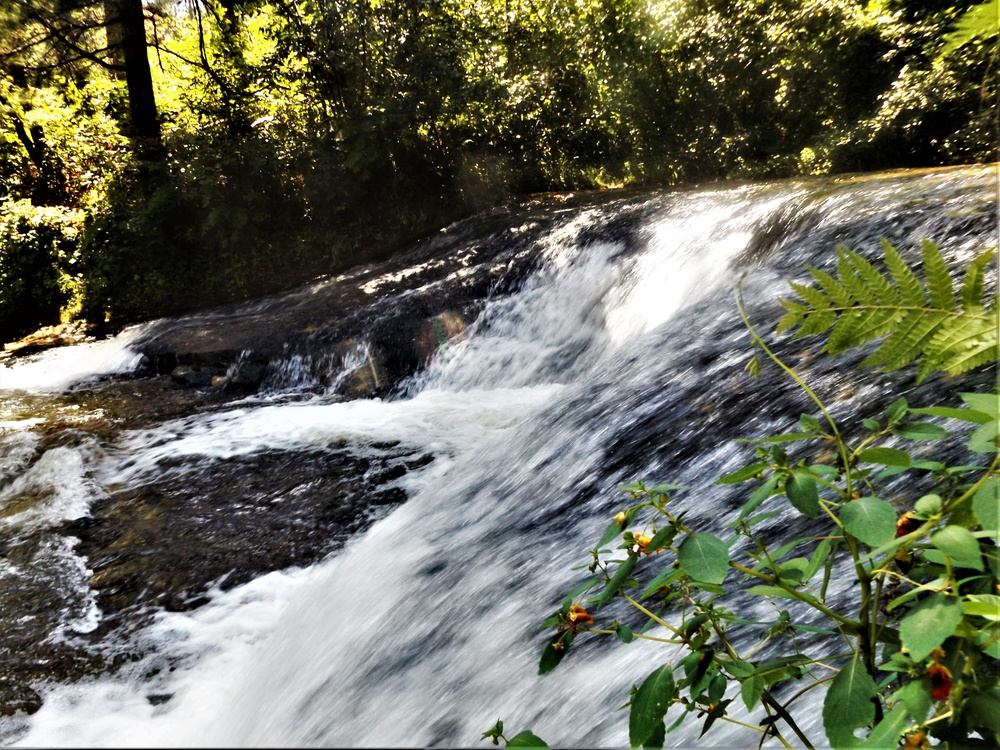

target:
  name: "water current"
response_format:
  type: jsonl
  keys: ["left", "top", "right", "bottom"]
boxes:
{"left": 0, "top": 165, "right": 996, "bottom": 747}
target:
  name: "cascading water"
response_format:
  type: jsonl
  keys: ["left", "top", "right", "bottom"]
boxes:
{"left": 0, "top": 165, "right": 995, "bottom": 747}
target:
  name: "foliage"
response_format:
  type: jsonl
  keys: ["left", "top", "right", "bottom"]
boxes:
{"left": 0, "top": 0, "right": 996, "bottom": 340}
{"left": 776, "top": 239, "right": 998, "bottom": 381}
{"left": 0, "top": 199, "right": 83, "bottom": 340}
{"left": 493, "top": 240, "right": 999, "bottom": 748}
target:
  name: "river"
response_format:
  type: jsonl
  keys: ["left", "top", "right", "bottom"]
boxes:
{"left": 0, "top": 164, "right": 996, "bottom": 747}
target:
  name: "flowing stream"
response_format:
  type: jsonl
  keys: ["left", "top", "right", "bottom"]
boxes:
{"left": 0, "top": 165, "right": 996, "bottom": 747}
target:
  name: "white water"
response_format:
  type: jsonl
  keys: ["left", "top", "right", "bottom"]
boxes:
{"left": 5, "top": 167, "right": 996, "bottom": 747}
{"left": 0, "top": 328, "right": 146, "bottom": 393}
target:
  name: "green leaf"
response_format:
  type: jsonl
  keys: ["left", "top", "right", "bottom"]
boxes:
{"left": 785, "top": 470, "right": 820, "bottom": 518}
{"left": 596, "top": 518, "right": 626, "bottom": 549}
{"left": 617, "top": 623, "right": 636, "bottom": 643}
{"left": 823, "top": 658, "right": 876, "bottom": 748}
{"left": 739, "top": 474, "right": 780, "bottom": 520}
{"left": 894, "top": 677, "right": 932, "bottom": 724}
{"left": 899, "top": 594, "right": 964, "bottom": 661}
{"left": 799, "top": 413, "right": 823, "bottom": 433}
{"left": 737, "top": 432, "right": 817, "bottom": 444}
{"left": 595, "top": 555, "right": 638, "bottom": 609}
{"left": 885, "top": 397, "right": 908, "bottom": 424}
{"left": 561, "top": 579, "right": 602, "bottom": 610}
{"left": 932, "top": 525, "right": 984, "bottom": 571}
{"left": 941, "top": 0, "right": 1000, "bottom": 56}
{"left": 863, "top": 418, "right": 880, "bottom": 431}
{"left": 857, "top": 447, "right": 911, "bottom": 468}
{"left": 910, "top": 405, "right": 993, "bottom": 424}
{"left": 921, "top": 238, "right": 955, "bottom": 310}
{"left": 717, "top": 462, "right": 768, "bottom": 485}
{"left": 644, "top": 525, "right": 678, "bottom": 553}
{"left": 973, "top": 476, "right": 999, "bottom": 531}
{"left": 507, "top": 732, "right": 549, "bottom": 748}
{"left": 741, "top": 674, "right": 765, "bottom": 712}
{"left": 860, "top": 703, "right": 910, "bottom": 749}
{"left": 891, "top": 422, "right": 948, "bottom": 441}
{"left": 629, "top": 664, "right": 675, "bottom": 749}
{"left": 538, "top": 632, "right": 572, "bottom": 675}
{"left": 881, "top": 238, "right": 925, "bottom": 307}
{"left": 721, "top": 660, "right": 755, "bottom": 678}
{"left": 641, "top": 568, "right": 683, "bottom": 598}
{"left": 965, "top": 690, "right": 1000, "bottom": 734}
{"left": 482, "top": 719, "right": 504, "bottom": 742}
{"left": 677, "top": 533, "right": 730, "bottom": 584}
{"left": 978, "top": 626, "right": 1000, "bottom": 658}
{"left": 649, "top": 483, "right": 689, "bottom": 494}
{"left": 840, "top": 497, "right": 897, "bottom": 547}
{"left": 959, "top": 392, "right": 999, "bottom": 418}
{"left": 968, "top": 419, "right": 999, "bottom": 453}
{"left": 804, "top": 538, "right": 834, "bottom": 581}
{"left": 963, "top": 594, "right": 1000, "bottom": 621}
{"left": 915, "top": 494, "right": 942, "bottom": 515}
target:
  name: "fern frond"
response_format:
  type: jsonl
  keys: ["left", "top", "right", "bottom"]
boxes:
{"left": 861, "top": 310, "right": 950, "bottom": 370}
{"left": 924, "top": 307, "right": 1000, "bottom": 379}
{"left": 789, "top": 281, "right": 830, "bottom": 310}
{"left": 921, "top": 239, "right": 956, "bottom": 310}
{"left": 825, "top": 307, "right": 900, "bottom": 354}
{"left": 776, "top": 238, "right": 998, "bottom": 380}
{"left": 837, "top": 247, "right": 878, "bottom": 305}
{"left": 808, "top": 267, "right": 855, "bottom": 307}
{"left": 881, "top": 239, "right": 925, "bottom": 306}
{"left": 960, "top": 248, "right": 995, "bottom": 312}
{"left": 795, "top": 309, "right": 837, "bottom": 338}
{"left": 844, "top": 248, "right": 899, "bottom": 305}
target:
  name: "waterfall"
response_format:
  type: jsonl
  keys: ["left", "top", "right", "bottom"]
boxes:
{"left": 2, "top": 165, "right": 996, "bottom": 747}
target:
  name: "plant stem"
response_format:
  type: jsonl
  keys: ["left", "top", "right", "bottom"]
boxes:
{"left": 729, "top": 560, "right": 859, "bottom": 628}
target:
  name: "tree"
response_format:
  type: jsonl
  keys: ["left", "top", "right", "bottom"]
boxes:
{"left": 0, "top": 0, "right": 161, "bottom": 156}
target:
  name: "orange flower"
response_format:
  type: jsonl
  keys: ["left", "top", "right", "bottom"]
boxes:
{"left": 896, "top": 511, "right": 921, "bottom": 537}
{"left": 927, "top": 662, "right": 953, "bottom": 701}
{"left": 904, "top": 732, "right": 928, "bottom": 750}
{"left": 635, "top": 534, "right": 652, "bottom": 554}
{"left": 566, "top": 604, "right": 595, "bottom": 629}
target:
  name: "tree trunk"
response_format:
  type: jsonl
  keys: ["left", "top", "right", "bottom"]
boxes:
{"left": 115, "top": 0, "right": 162, "bottom": 157}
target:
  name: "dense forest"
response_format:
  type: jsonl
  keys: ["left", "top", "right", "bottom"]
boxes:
{"left": 0, "top": 0, "right": 996, "bottom": 344}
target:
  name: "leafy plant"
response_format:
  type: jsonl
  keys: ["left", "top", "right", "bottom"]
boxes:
{"left": 490, "top": 239, "right": 999, "bottom": 748}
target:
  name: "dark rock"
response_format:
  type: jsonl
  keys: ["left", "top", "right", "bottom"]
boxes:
{"left": 170, "top": 365, "right": 220, "bottom": 387}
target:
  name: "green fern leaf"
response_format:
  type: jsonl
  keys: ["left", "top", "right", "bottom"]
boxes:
{"left": 960, "top": 248, "right": 995, "bottom": 312}
{"left": 881, "top": 239, "right": 925, "bottom": 307}
{"left": 777, "top": 313, "right": 800, "bottom": 334}
{"left": 844, "top": 248, "right": 899, "bottom": 305}
{"left": 808, "top": 267, "right": 854, "bottom": 307}
{"left": 789, "top": 281, "right": 831, "bottom": 310}
{"left": 915, "top": 356, "right": 937, "bottom": 383}
{"left": 776, "top": 239, "right": 995, "bottom": 381}
{"left": 795, "top": 309, "right": 838, "bottom": 338}
{"left": 823, "top": 307, "right": 894, "bottom": 354}
{"left": 922, "top": 239, "right": 956, "bottom": 310}
{"left": 837, "top": 248, "right": 878, "bottom": 305}
{"left": 777, "top": 299, "right": 808, "bottom": 334}
{"left": 926, "top": 308, "right": 1000, "bottom": 377}
{"left": 850, "top": 307, "right": 902, "bottom": 345}
{"left": 862, "top": 311, "right": 951, "bottom": 370}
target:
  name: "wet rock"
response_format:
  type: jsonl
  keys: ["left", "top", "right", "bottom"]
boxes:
{"left": 169, "top": 365, "right": 219, "bottom": 387}
{"left": 67, "top": 446, "right": 427, "bottom": 628}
